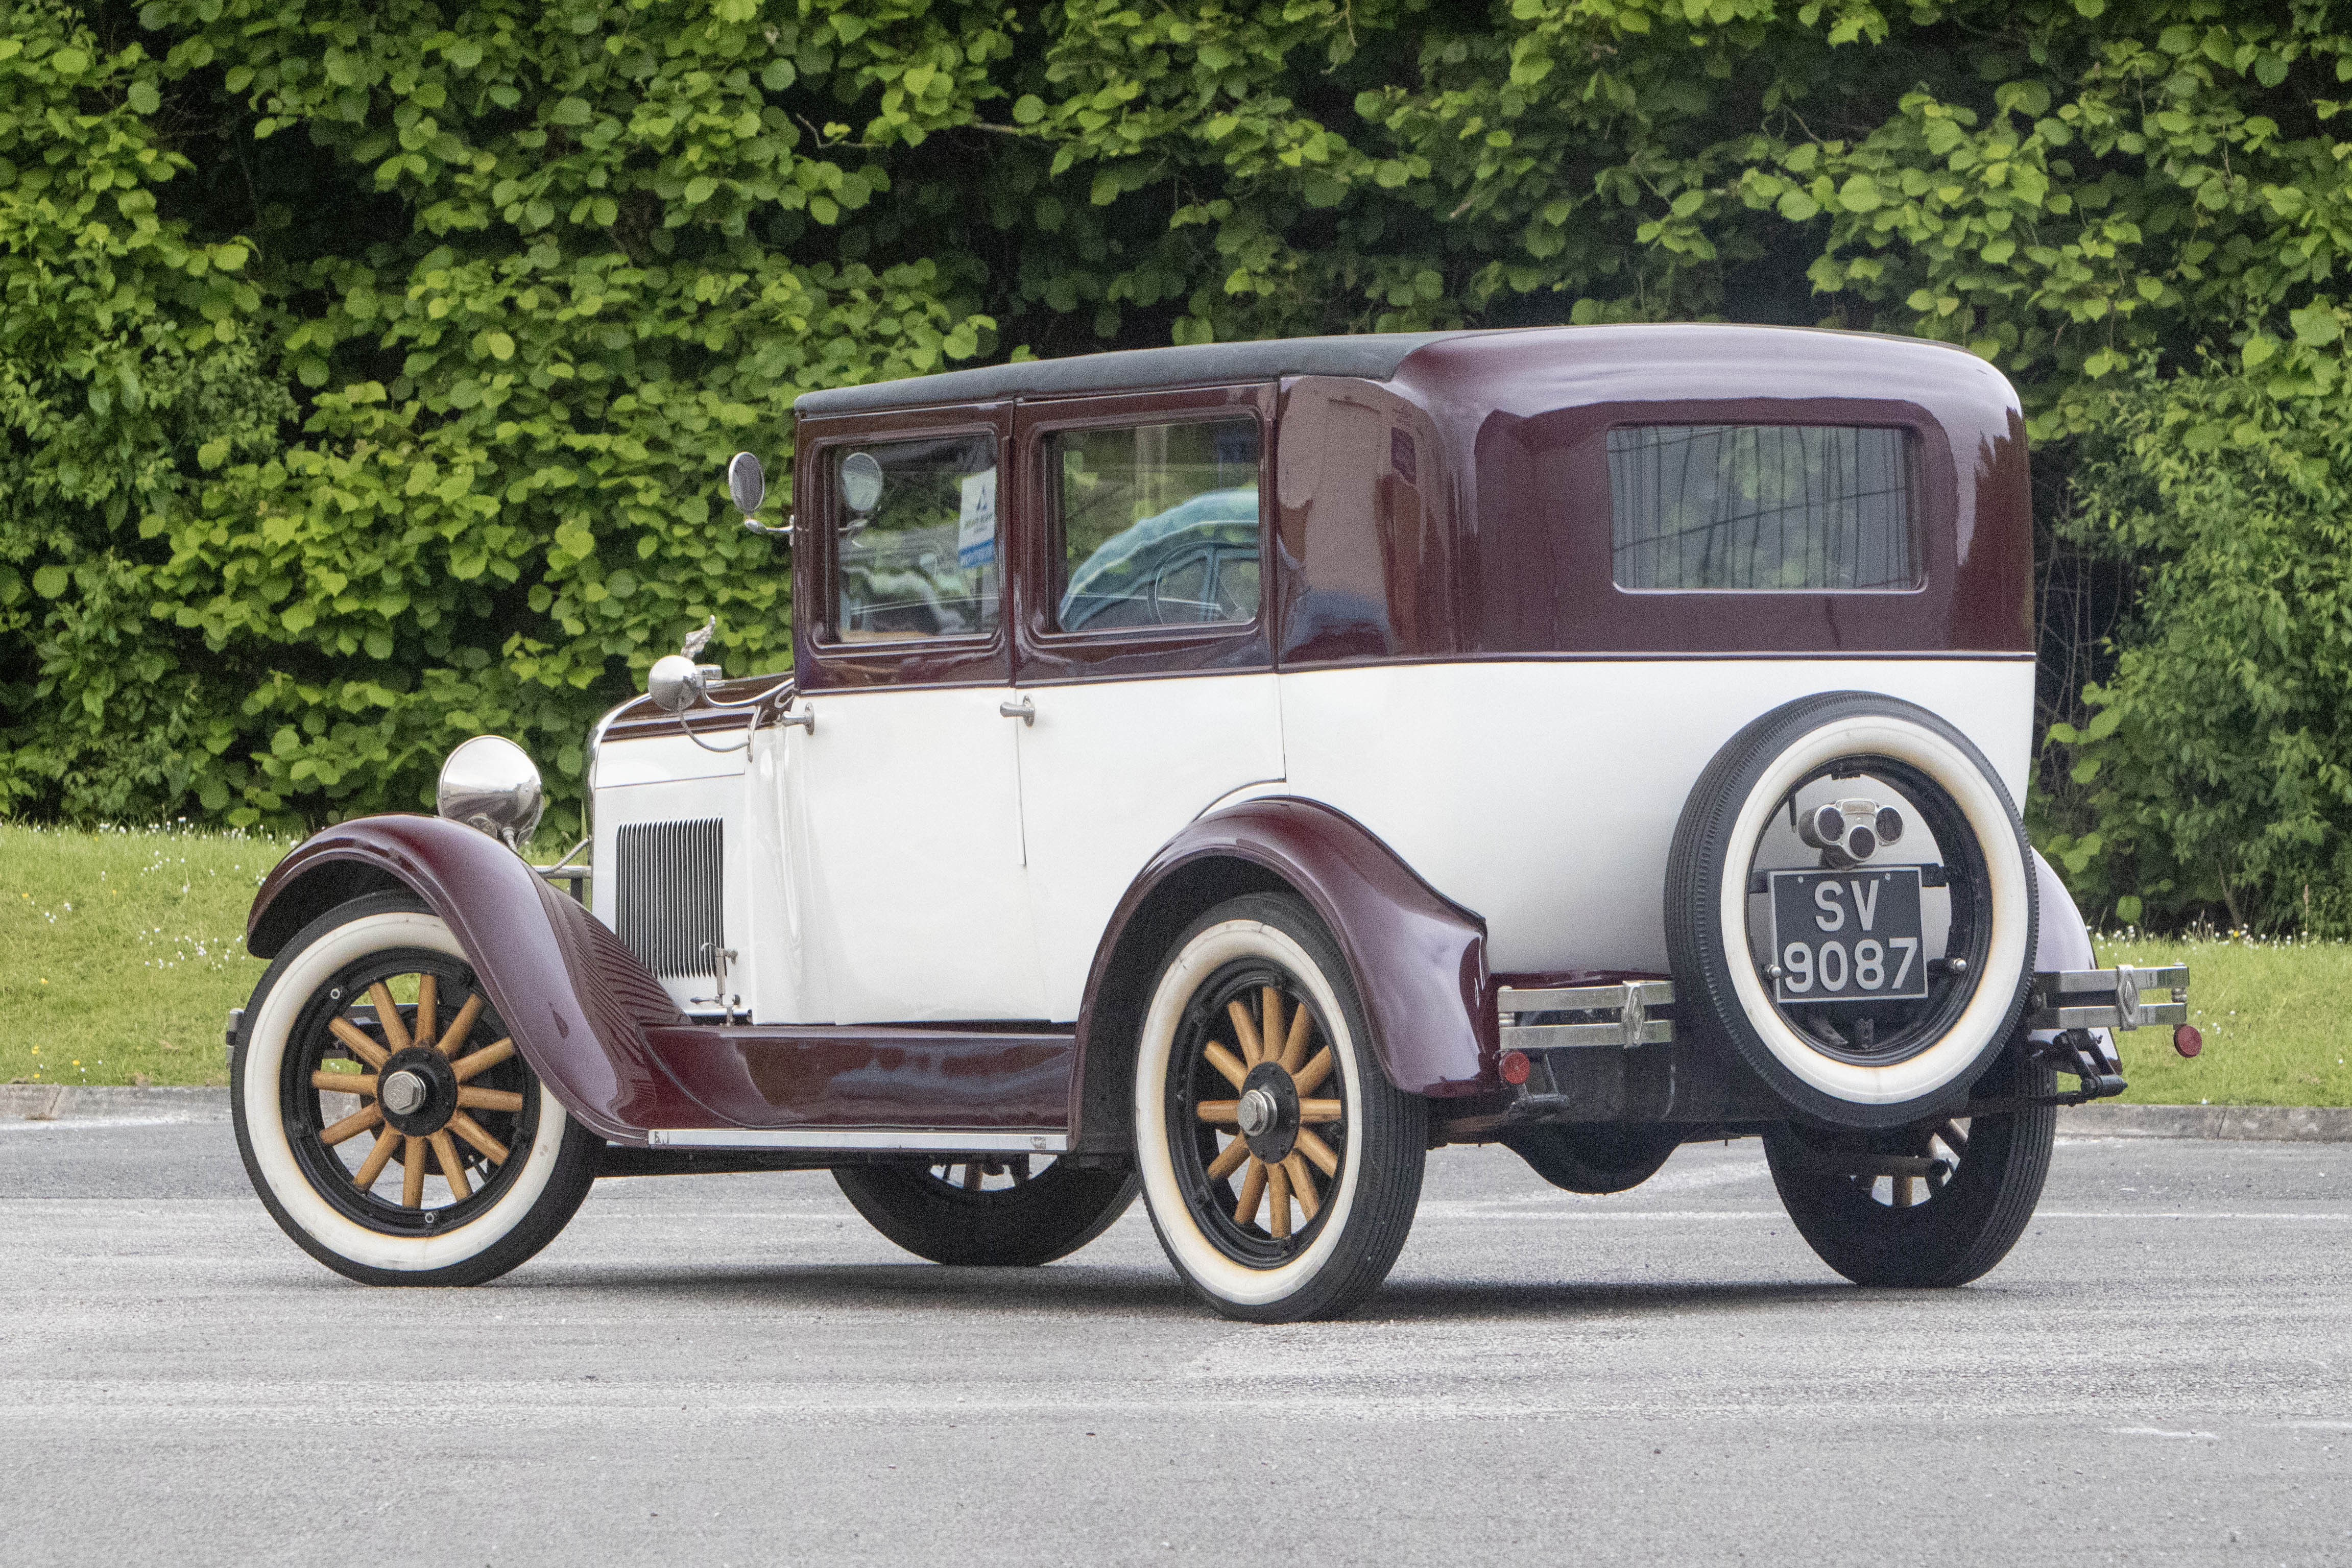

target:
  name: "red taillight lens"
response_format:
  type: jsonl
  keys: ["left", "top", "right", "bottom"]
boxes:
{"left": 1499, "top": 1049, "right": 1532, "bottom": 1086}
{"left": 2174, "top": 1024, "right": 2203, "bottom": 1059}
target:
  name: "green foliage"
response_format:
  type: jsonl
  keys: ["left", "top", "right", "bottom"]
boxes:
{"left": 2, "top": 0, "right": 2348, "bottom": 931}
{"left": 2037, "top": 357, "right": 2352, "bottom": 934}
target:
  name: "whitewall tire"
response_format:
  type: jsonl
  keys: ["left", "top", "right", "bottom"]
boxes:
{"left": 1666, "top": 692, "right": 2038, "bottom": 1128}
{"left": 232, "top": 891, "right": 600, "bottom": 1286}
{"left": 1132, "top": 893, "right": 1426, "bottom": 1322}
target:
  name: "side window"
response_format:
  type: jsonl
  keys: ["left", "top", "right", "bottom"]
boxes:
{"left": 1607, "top": 425, "right": 1920, "bottom": 592}
{"left": 1049, "top": 418, "right": 1261, "bottom": 633}
{"left": 830, "top": 433, "right": 1000, "bottom": 641}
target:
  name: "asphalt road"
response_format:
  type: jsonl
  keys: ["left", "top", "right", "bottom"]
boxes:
{"left": 3, "top": 1112, "right": 2347, "bottom": 1566}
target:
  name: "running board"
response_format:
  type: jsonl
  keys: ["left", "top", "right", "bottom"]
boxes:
{"left": 644, "top": 1127, "right": 1068, "bottom": 1154}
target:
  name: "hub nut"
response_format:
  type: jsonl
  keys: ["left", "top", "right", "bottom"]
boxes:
{"left": 380, "top": 1069, "right": 429, "bottom": 1117}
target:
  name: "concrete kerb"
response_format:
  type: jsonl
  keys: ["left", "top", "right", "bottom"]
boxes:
{"left": 0, "top": 1084, "right": 232, "bottom": 1124}
{"left": 2, "top": 1084, "right": 2347, "bottom": 1140}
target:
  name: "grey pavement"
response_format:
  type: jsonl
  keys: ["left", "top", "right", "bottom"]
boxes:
{"left": 2, "top": 1113, "right": 2347, "bottom": 1565}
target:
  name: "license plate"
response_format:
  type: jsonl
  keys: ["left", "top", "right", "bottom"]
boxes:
{"left": 1767, "top": 867, "right": 1929, "bottom": 1005}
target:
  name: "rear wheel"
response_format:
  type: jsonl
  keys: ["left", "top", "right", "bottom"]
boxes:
{"left": 832, "top": 1156, "right": 1137, "bottom": 1266}
{"left": 232, "top": 892, "right": 600, "bottom": 1286}
{"left": 1132, "top": 893, "right": 1426, "bottom": 1322}
{"left": 1764, "top": 1044, "right": 2055, "bottom": 1287}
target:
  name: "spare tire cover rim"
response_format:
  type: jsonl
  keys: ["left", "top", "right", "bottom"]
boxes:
{"left": 1718, "top": 715, "right": 2031, "bottom": 1106}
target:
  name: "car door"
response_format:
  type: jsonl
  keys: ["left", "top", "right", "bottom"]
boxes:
{"left": 784, "top": 411, "right": 1049, "bottom": 1024}
{"left": 1010, "top": 388, "right": 1287, "bottom": 1018}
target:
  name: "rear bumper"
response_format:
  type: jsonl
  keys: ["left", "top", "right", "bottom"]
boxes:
{"left": 1493, "top": 966, "right": 2192, "bottom": 1123}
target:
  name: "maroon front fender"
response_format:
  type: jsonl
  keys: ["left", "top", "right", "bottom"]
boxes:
{"left": 1068, "top": 798, "right": 1494, "bottom": 1154}
{"left": 248, "top": 815, "right": 689, "bottom": 1145}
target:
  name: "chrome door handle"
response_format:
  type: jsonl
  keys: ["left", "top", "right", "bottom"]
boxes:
{"left": 999, "top": 696, "right": 1035, "bottom": 725}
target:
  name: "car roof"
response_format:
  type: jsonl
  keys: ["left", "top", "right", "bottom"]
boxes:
{"left": 791, "top": 329, "right": 1509, "bottom": 416}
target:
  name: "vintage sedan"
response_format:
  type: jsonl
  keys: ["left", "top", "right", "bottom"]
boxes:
{"left": 228, "top": 324, "right": 2193, "bottom": 1320}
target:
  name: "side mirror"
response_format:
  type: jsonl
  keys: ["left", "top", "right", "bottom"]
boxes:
{"left": 727, "top": 451, "right": 764, "bottom": 514}
{"left": 436, "top": 735, "right": 546, "bottom": 851}
{"left": 730, "top": 451, "right": 790, "bottom": 539}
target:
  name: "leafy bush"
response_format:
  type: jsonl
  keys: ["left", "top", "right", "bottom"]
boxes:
{"left": 2038, "top": 360, "right": 2352, "bottom": 934}
{"left": 2, "top": 0, "right": 2348, "bottom": 929}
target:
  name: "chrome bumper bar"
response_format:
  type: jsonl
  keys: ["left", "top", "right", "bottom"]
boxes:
{"left": 1498, "top": 981, "right": 1675, "bottom": 1051}
{"left": 2025, "top": 966, "right": 2190, "bottom": 1033}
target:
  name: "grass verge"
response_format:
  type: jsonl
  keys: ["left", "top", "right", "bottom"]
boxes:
{"left": 2099, "top": 933, "right": 2352, "bottom": 1108}
{"left": 0, "top": 824, "right": 2342, "bottom": 1103}
{"left": 0, "top": 822, "right": 290, "bottom": 1088}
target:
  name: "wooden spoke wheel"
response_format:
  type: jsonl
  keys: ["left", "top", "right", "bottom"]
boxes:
{"left": 282, "top": 949, "right": 533, "bottom": 1231}
{"left": 832, "top": 1154, "right": 1137, "bottom": 1267}
{"left": 1762, "top": 1043, "right": 2057, "bottom": 1288}
{"left": 233, "top": 893, "right": 599, "bottom": 1286}
{"left": 1133, "top": 893, "right": 1425, "bottom": 1323}
{"left": 1174, "top": 966, "right": 1346, "bottom": 1261}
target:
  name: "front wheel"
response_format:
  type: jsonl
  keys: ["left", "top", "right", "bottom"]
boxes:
{"left": 832, "top": 1156, "right": 1137, "bottom": 1266}
{"left": 1132, "top": 892, "right": 1427, "bottom": 1323}
{"left": 232, "top": 891, "right": 601, "bottom": 1287}
{"left": 1763, "top": 1044, "right": 2055, "bottom": 1287}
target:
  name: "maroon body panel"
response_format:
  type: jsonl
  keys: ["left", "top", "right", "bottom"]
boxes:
{"left": 1391, "top": 326, "right": 2033, "bottom": 658}
{"left": 247, "top": 815, "right": 699, "bottom": 1145}
{"left": 642, "top": 1024, "right": 1073, "bottom": 1131}
{"left": 794, "top": 324, "right": 2033, "bottom": 685}
{"left": 1067, "top": 797, "right": 1494, "bottom": 1153}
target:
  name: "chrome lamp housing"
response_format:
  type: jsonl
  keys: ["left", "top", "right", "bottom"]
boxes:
{"left": 436, "top": 735, "right": 547, "bottom": 850}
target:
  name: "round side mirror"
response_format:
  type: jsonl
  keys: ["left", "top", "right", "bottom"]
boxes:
{"left": 727, "top": 451, "right": 766, "bottom": 515}
{"left": 436, "top": 736, "right": 546, "bottom": 851}
{"left": 647, "top": 653, "right": 707, "bottom": 714}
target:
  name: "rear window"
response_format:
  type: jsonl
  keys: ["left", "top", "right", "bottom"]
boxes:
{"left": 1607, "top": 425, "right": 1919, "bottom": 592}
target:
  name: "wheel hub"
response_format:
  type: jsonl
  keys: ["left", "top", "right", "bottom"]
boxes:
{"left": 380, "top": 1069, "right": 428, "bottom": 1117}
{"left": 1239, "top": 1061, "right": 1300, "bottom": 1163}
{"left": 375, "top": 1046, "right": 458, "bottom": 1137}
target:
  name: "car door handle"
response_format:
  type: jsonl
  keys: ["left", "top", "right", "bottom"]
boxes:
{"left": 999, "top": 696, "right": 1035, "bottom": 726}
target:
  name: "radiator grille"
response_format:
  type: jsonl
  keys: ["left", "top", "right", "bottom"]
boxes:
{"left": 614, "top": 819, "right": 725, "bottom": 979}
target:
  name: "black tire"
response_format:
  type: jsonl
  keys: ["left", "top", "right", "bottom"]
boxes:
{"left": 832, "top": 1157, "right": 1138, "bottom": 1266}
{"left": 1502, "top": 1123, "right": 1682, "bottom": 1195}
{"left": 1130, "top": 892, "right": 1427, "bottom": 1323}
{"left": 1764, "top": 1043, "right": 2055, "bottom": 1287}
{"left": 1665, "top": 691, "right": 2038, "bottom": 1129}
{"left": 232, "top": 891, "right": 601, "bottom": 1287}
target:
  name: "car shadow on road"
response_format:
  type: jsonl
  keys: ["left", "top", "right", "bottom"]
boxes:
{"left": 499, "top": 1258, "right": 1878, "bottom": 1323}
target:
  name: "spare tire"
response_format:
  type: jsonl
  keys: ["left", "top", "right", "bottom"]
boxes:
{"left": 1664, "top": 692, "right": 2036, "bottom": 1129}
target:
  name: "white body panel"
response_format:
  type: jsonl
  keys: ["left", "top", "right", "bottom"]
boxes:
{"left": 593, "top": 657, "right": 2034, "bottom": 1026}
{"left": 1015, "top": 673, "right": 1285, "bottom": 1017}
{"left": 783, "top": 684, "right": 1046, "bottom": 1023}
{"left": 590, "top": 763, "right": 777, "bottom": 1021}
{"left": 1278, "top": 659, "right": 2035, "bottom": 975}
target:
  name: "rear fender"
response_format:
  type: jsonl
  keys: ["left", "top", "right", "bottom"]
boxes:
{"left": 247, "top": 814, "right": 688, "bottom": 1144}
{"left": 1069, "top": 798, "right": 1492, "bottom": 1155}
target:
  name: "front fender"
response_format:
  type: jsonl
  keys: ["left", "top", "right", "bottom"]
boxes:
{"left": 247, "top": 814, "right": 689, "bottom": 1144}
{"left": 1069, "top": 797, "right": 1492, "bottom": 1154}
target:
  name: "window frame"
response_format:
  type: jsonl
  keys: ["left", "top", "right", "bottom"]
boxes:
{"left": 1012, "top": 384, "right": 1277, "bottom": 685}
{"left": 794, "top": 403, "right": 1014, "bottom": 693}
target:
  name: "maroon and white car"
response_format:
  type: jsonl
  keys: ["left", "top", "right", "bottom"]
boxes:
{"left": 229, "top": 325, "right": 2191, "bottom": 1320}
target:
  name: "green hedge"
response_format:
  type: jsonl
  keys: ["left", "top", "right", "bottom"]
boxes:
{"left": 3, "top": 0, "right": 2349, "bottom": 927}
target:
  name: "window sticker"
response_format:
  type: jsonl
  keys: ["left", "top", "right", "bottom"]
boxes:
{"left": 958, "top": 468, "right": 998, "bottom": 569}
